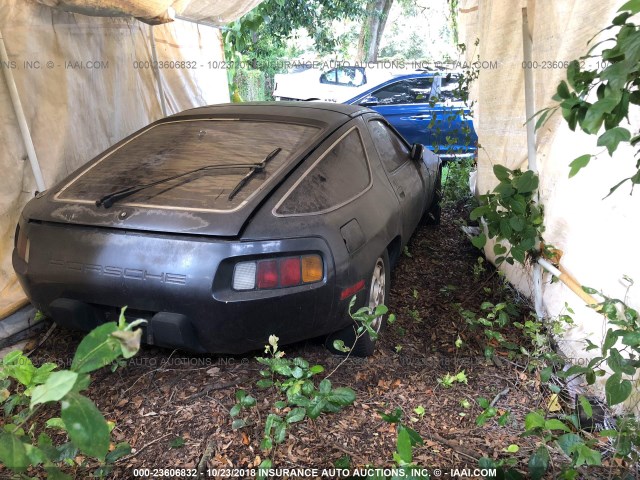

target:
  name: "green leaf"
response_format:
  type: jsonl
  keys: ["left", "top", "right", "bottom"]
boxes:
{"left": 544, "top": 419, "right": 571, "bottom": 432}
{"left": 30, "top": 371, "right": 79, "bottom": 409}
{"left": 498, "top": 219, "right": 512, "bottom": 239}
{"left": 493, "top": 165, "right": 512, "bottom": 182}
{"left": 105, "top": 442, "right": 131, "bottom": 463}
{"left": 231, "top": 419, "right": 247, "bottom": 430}
{"left": 512, "top": 170, "right": 539, "bottom": 193}
{"left": 621, "top": 331, "right": 640, "bottom": 347}
{"left": 602, "top": 328, "right": 618, "bottom": 354}
{"left": 605, "top": 372, "right": 632, "bottom": 406}
{"left": 256, "top": 379, "right": 273, "bottom": 389}
{"left": 470, "top": 205, "right": 489, "bottom": 221}
{"left": 257, "top": 458, "right": 272, "bottom": 480}
{"left": 471, "top": 233, "right": 487, "bottom": 249}
{"left": 534, "top": 108, "right": 553, "bottom": 130}
{"left": 539, "top": 366, "right": 553, "bottom": 383}
{"left": 509, "top": 216, "right": 526, "bottom": 232}
{"left": 571, "top": 443, "right": 602, "bottom": 466}
{"left": 285, "top": 407, "right": 306, "bottom": 424}
{"left": 556, "top": 433, "right": 583, "bottom": 457}
{"left": 396, "top": 426, "right": 412, "bottom": 464}
{"left": 524, "top": 411, "right": 545, "bottom": 431}
{"left": 494, "top": 182, "right": 515, "bottom": 197}
{"left": 71, "top": 322, "right": 120, "bottom": 373}
{"left": 399, "top": 424, "right": 424, "bottom": 446}
{"left": 528, "top": 445, "right": 550, "bottom": 480}
{"left": 307, "top": 397, "right": 327, "bottom": 419}
{"left": 0, "top": 432, "right": 29, "bottom": 471}
{"left": 319, "top": 379, "right": 331, "bottom": 395}
{"left": 274, "top": 421, "right": 286, "bottom": 444}
{"left": 504, "top": 444, "right": 520, "bottom": 453}
{"left": 60, "top": 392, "right": 110, "bottom": 460}
{"left": 556, "top": 80, "right": 570, "bottom": 100}
{"left": 45, "top": 417, "right": 66, "bottom": 430}
{"left": 578, "top": 396, "right": 593, "bottom": 419}
{"left": 569, "top": 154, "right": 591, "bottom": 178}
{"left": 32, "top": 363, "right": 58, "bottom": 385}
{"left": 326, "top": 387, "right": 356, "bottom": 406}
{"left": 582, "top": 92, "right": 622, "bottom": 134}
{"left": 618, "top": 0, "right": 640, "bottom": 14}
{"left": 597, "top": 127, "right": 631, "bottom": 155}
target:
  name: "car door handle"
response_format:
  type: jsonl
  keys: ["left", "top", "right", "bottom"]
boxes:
{"left": 409, "top": 114, "right": 432, "bottom": 120}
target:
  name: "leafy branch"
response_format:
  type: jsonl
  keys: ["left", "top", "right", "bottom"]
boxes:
{"left": 537, "top": 1, "right": 640, "bottom": 195}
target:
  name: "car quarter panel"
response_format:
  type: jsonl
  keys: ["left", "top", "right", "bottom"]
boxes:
{"left": 243, "top": 116, "right": 403, "bottom": 334}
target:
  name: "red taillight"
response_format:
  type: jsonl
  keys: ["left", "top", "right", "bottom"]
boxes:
{"left": 280, "top": 257, "right": 301, "bottom": 287}
{"left": 233, "top": 254, "right": 323, "bottom": 291}
{"left": 257, "top": 260, "right": 278, "bottom": 289}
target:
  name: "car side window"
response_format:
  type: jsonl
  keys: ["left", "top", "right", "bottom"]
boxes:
{"left": 367, "top": 120, "right": 410, "bottom": 172}
{"left": 360, "top": 77, "right": 434, "bottom": 105}
{"left": 277, "top": 128, "right": 371, "bottom": 215}
{"left": 321, "top": 67, "right": 366, "bottom": 87}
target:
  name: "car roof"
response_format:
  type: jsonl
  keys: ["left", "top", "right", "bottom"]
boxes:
{"left": 170, "top": 101, "right": 373, "bottom": 127}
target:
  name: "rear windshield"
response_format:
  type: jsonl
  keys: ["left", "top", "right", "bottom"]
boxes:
{"left": 56, "top": 120, "right": 321, "bottom": 211}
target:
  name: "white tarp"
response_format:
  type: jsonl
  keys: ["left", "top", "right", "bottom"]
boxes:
{"left": 459, "top": 0, "right": 640, "bottom": 410}
{"left": 0, "top": 0, "right": 238, "bottom": 317}
{"left": 37, "top": 0, "right": 263, "bottom": 25}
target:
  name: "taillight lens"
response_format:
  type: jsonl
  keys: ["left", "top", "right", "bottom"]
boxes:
{"left": 15, "top": 224, "right": 30, "bottom": 263}
{"left": 280, "top": 258, "right": 301, "bottom": 287}
{"left": 301, "top": 255, "right": 323, "bottom": 283}
{"left": 232, "top": 254, "right": 323, "bottom": 291}
{"left": 257, "top": 260, "right": 279, "bottom": 289}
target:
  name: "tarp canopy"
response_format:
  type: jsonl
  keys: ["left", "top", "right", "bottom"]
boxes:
{"left": 0, "top": 0, "right": 259, "bottom": 318}
{"left": 459, "top": 0, "right": 640, "bottom": 411}
{"left": 36, "top": 0, "right": 263, "bottom": 25}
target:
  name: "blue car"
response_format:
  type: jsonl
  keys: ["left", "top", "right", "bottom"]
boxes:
{"left": 344, "top": 72, "right": 477, "bottom": 160}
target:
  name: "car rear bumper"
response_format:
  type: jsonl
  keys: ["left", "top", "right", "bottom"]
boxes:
{"left": 13, "top": 220, "right": 337, "bottom": 354}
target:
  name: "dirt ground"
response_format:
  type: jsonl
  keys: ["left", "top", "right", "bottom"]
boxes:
{"left": 14, "top": 204, "right": 626, "bottom": 479}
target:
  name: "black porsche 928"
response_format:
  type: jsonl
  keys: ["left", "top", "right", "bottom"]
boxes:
{"left": 13, "top": 102, "right": 441, "bottom": 356}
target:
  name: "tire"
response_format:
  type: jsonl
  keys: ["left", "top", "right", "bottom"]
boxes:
{"left": 421, "top": 166, "right": 442, "bottom": 225}
{"left": 325, "top": 250, "right": 390, "bottom": 357}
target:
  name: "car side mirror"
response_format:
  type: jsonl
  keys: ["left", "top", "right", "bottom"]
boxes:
{"left": 359, "top": 96, "right": 379, "bottom": 107}
{"left": 410, "top": 143, "right": 424, "bottom": 162}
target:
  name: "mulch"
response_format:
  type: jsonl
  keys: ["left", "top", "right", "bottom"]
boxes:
{"left": 11, "top": 204, "right": 628, "bottom": 479}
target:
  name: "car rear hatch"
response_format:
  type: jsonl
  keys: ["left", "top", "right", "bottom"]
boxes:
{"left": 29, "top": 117, "right": 326, "bottom": 237}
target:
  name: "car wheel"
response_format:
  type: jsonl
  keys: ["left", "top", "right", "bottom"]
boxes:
{"left": 421, "top": 166, "right": 442, "bottom": 225}
{"left": 326, "top": 250, "right": 390, "bottom": 357}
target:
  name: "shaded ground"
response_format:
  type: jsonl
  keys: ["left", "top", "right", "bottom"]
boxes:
{"left": 13, "top": 204, "right": 625, "bottom": 479}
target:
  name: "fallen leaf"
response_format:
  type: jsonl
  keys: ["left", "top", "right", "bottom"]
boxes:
{"left": 547, "top": 394, "right": 561, "bottom": 412}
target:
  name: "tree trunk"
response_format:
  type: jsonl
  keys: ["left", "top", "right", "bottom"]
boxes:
{"left": 357, "top": 0, "right": 394, "bottom": 63}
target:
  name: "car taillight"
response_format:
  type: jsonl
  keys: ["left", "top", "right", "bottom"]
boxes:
{"left": 280, "top": 258, "right": 301, "bottom": 287}
{"left": 15, "top": 224, "right": 30, "bottom": 263}
{"left": 257, "top": 260, "right": 279, "bottom": 289}
{"left": 232, "top": 254, "right": 323, "bottom": 291}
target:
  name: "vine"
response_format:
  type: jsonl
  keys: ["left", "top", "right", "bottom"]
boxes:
{"left": 470, "top": 165, "right": 544, "bottom": 265}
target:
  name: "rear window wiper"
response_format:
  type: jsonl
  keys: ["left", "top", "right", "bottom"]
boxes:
{"left": 95, "top": 157, "right": 278, "bottom": 208}
{"left": 228, "top": 147, "right": 282, "bottom": 200}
